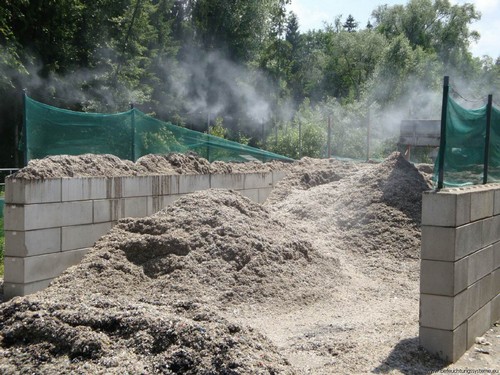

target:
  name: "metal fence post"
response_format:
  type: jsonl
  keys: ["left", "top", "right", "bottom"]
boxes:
{"left": 130, "top": 103, "right": 136, "bottom": 161}
{"left": 438, "top": 76, "right": 449, "bottom": 189}
{"left": 483, "top": 94, "right": 493, "bottom": 184}
{"left": 22, "top": 89, "right": 28, "bottom": 166}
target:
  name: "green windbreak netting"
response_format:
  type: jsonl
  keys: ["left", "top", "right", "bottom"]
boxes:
{"left": 23, "top": 96, "right": 293, "bottom": 163}
{"left": 433, "top": 96, "right": 488, "bottom": 186}
{"left": 432, "top": 94, "right": 500, "bottom": 187}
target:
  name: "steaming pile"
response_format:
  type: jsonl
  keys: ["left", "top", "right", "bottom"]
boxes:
{"left": 0, "top": 152, "right": 457, "bottom": 374}
{"left": 12, "top": 153, "right": 289, "bottom": 179}
{"left": 267, "top": 153, "right": 429, "bottom": 261}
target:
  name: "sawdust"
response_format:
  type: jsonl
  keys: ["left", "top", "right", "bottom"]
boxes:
{"left": 1, "top": 152, "right": 498, "bottom": 374}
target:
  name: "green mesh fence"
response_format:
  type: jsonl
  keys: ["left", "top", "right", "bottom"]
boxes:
{"left": 433, "top": 92, "right": 500, "bottom": 187}
{"left": 23, "top": 95, "right": 293, "bottom": 164}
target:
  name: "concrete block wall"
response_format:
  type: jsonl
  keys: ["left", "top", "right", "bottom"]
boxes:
{"left": 420, "top": 185, "right": 500, "bottom": 362}
{"left": 3, "top": 171, "right": 287, "bottom": 300}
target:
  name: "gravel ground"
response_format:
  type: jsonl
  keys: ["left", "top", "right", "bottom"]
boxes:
{"left": 0, "top": 152, "right": 498, "bottom": 374}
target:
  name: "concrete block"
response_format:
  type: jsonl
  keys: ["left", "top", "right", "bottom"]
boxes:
{"left": 148, "top": 195, "right": 183, "bottom": 215}
{"left": 5, "top": 178, "right": 61, "bottom": 204}
{"left": 419, "top": 322, "right": 467, "bottom": 363}
{"left": 470, "top": 189, "right": 494, "bottom": 222}
{"left": 210, "top": 173, "right": 245, "bottom": 190}
{"left": 93, "top": 199, "right": 123, "bottom": 223}
{"left": 421, "top": 276, "right": 493, "bottom": 332}
{"left": 493, "top": 268, "right": 500, "bottom": 300}
{"left": 123, "top": 197, "right": 149, "bottom": 218}
{"left": 3, "top": 279, "right": 53, "bottom": 300}
{"left": 258, "top": 187, "right": 273, "bottom": 203}
{"left": 492, "top": 293, "right": 500, "bottom": 324}
{"left": 106, "top": 177, "right": 122, "bottom": 199}
{"left": 421, "top": 226, "right": 455, "bottom": 261}
{"left": 420, "top": 259, "right": 468, "bottom": 296}
{"left": 481, "top": 215, "right": 500, "bottom": 247}
{"left": 239, "top": 189, "right": 259, "bottom": 203}
{"left": 420, "top": 294, "right": 456, "bottom": 330}
{"left": 178, "top": 175, "right": 210, "bottom": 194}
{"left": 4, "top": 201, "right": 94, "bottom": 231}
{"left": 3, "top": 248, "right": 89, "bottom": 284}
{"left": 464, "top": 274, "right": 493, "bottom": 317}
{"left": 122, "top": 176, "right": 153, "bottom": 198}
{"left": 467, "top": 302, "right": 492, "bottom": 347}
{"left": 152, "top": 175, "right": 180, "bottom": 196}
{"left": 272, "top": 171, "right": 287, "bottom": 187}
{"left": 422, "top": 190, "right": 470, "bottom": 227}
{"left": 455, "top": 221, "right": 483, "bottom": 260}
{"left": 61, "top": 222, "right": 113, "bottom": 251}
{"left": 244, "top": 173, "right": 273, "bottom": 190}
{"left": 61, "top": 177, "right": 107, "bottom": 201}
{"left": 494, "top": 187, "right": 500, "bottom": 215}
{"left": 467, "top": 246, "right": 494, "bottom": 286}
{"left": 494, "top": 241, "right": 500, "bottom": 270}
{"left": 4, "top": 228, "right": 61, "bottom": 257}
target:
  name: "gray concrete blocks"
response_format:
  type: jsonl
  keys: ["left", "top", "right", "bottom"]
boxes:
{"left": 420, "top": 186, "right": 500, "bottom": 363}
{"left": 420, "top": 259, "right": 467, "bottom": 296}
{"left": 470, "top": 189, "right": 494, "bottom": 222}
{"left": 5, "top": 178, "right": 62, "bottom": 204}
{"left": 494, "top": 187, "right": 500, "bottom": 215}
{"left": 244, "top": 173, "right": 273, "bottom": 190}
{"left": 179, "top": 175, "right": 210, "bottom": 193}
{"left": 467, "top": 302, "right": 491, "bottom": 347}
{"left": 61, "top": 223, "right": 113, "bottom": 251}
{"left": 492, "top": 293, "right": 500, "bottom": 324}
{"left": 4, "top": 248, "right": 89, "bottom": 284}
{"left": 151, "top": 175, "right": 180, "bottom": 196}
{"left": 62, "top": 177, "right": 107, "bottom": 201}
{"left": 4, "top": 201, "right": 93, "bottom": 231}
{"left": 3, "top": 169, "right": 287, "bottom": 300}
{"left": 210, "top": 173, "right": 245, "bottom": 190}
{"left": 419, "top": 323, "right": 467, "bottom": 363}
{"left": 3, "top": 279, "right": 53, "bottom": 301}
{"left": 4, "top": 228, "right": 61, "bottom": 257}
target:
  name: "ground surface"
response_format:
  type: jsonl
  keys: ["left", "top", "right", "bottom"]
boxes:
{"left": 0, "top": 152, "right": 498, "bottom": 374}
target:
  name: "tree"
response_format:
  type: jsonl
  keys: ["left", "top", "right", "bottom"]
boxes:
{"left": 343, "top": 14, "right": 358, "bottom": 33}
{"left": 371, "top": 0, "right": 480, "bottom": 68}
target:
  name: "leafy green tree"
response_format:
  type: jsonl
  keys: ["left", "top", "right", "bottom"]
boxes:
{"left": 334, "top": 30, "right": 386, "bottom": 100}
{"left": 372, "top": 0, "right": 480, "bottom": 68}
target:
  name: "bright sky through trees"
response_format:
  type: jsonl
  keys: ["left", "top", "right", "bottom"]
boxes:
{"left": 288, "top": 0, "right": 500, "bottom": 58}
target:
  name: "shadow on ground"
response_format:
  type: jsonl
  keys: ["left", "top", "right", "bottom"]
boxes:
{"left": 373, "top": 337, "right": 446, "bottom": 375}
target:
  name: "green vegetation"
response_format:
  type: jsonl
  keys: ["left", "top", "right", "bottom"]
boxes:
{"left": 1, "top": 0, "right": 499, "bottom": 164}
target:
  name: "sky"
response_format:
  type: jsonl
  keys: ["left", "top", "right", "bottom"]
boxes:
{"left": 287, "top": 0, "right": 500, "bottom": 58}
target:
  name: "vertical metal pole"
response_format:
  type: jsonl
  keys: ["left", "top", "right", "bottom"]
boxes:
{"left": 22, "top": 89, "right": 28, "bottom": 166}
{"left": 298, "top": 121, "right": 302, "bottom": 158}
{"left": 366, "top": 108, "right": 371, "bottom": 162}
{"left": 261, "top": 122, "right": 266, "bottom": 147}
{"left": 207, "top": 112, "right": 210, "bottom": 161}
{"left": 130, "top": 102, "right": 136, "bottom": 161}
{"left": 275, "top": 118, "right": 278, "bottom": 147}
{"left": 327, "top": 115, "right": 332, "bottom": 158}
{"left": 438, "top": 76, "right": 449, "bottom": 189}
{"left": 483, "top": 94, "right": 493, "bottom": 184}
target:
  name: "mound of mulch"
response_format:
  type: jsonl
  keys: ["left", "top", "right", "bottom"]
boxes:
{"left": 0, "top": 189, "right": 326, "bottom": 374}
{"left": 266, "top": 152, "right": 432, "bottom": 260}
{"left": 11, "top": 153, "right": 291, "bottom": 179}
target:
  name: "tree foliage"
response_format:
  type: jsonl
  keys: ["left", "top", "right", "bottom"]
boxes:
{"left": 0, "top": 0, "right": 497, "bottom": 165}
